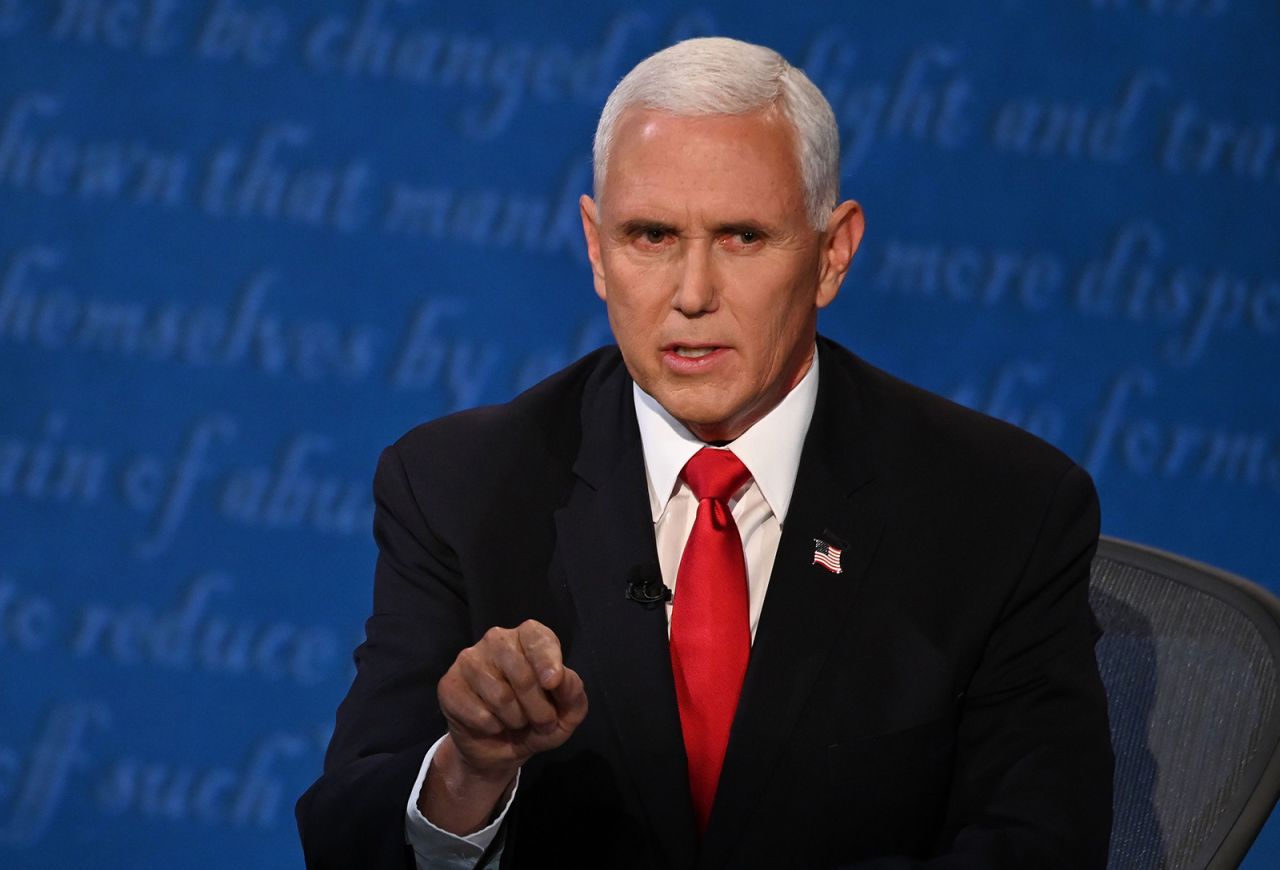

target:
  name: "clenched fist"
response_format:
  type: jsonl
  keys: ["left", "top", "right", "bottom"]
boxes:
{"left": 420, "top": 620, "right": 588, "bottom": 834}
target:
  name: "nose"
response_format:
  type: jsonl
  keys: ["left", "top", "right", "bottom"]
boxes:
{"left": 671, "top": 242, "right": 717, "bottom": 316}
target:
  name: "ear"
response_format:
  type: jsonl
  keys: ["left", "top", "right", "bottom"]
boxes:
{"left": 815, "top": 200, "right": 865, "bottom": 309}
{"left": 580, "top": 194, "right": 608, "bottom": 301}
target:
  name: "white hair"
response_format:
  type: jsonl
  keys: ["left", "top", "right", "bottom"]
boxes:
{"left": 592, "top": 37, "right": 840, "bottom": 230}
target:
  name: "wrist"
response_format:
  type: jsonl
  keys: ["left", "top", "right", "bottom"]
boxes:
{"left": 435, "top": 734, "right": 521, "bottom": 790}
{"left": 418, "top": 736, "right": 518, "bottom": 835}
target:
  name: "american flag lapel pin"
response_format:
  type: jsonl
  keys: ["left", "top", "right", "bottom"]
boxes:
{"left": 812, "top": 538, "right": 843, "bottom": 574}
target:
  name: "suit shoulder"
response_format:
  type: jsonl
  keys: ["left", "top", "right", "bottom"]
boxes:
{"left": 822, "top": 339, "right": 1085, "bottom": 492}
{"left": 388, "top": 345, "right": 624, "bottom": 484}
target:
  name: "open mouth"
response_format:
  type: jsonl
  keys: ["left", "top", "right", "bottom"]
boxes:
{"left": 672, "top": 347, "right": 718, "bottom": 358}
{"left": 662, "top": 344, "right": 728, "bottom": 371}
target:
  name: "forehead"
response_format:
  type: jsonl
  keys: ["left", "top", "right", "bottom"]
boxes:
{"left": 600, "top": 107, "right": 807, "bottom": 224}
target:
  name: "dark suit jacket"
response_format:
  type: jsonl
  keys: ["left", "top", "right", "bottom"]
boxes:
{"left": 297, "top": 337, "right": 1113, "bottom": 869}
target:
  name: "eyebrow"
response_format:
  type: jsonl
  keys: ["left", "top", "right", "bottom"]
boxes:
{"left": 618, "top": 218, "right": 679, "bottom": 236}
{"left": 712, "top": 221, "right": 771, "bottom": 237}
{"left": 614, "top": 218, "right": 775, "bottom": 237}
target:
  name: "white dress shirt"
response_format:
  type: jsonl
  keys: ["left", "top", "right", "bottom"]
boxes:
{"left": 405, "top": 352, "right": 820, "bottom": 868}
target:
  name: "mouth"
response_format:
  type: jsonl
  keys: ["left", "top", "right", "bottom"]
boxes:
{"left": 671, "top": 346, "right": 718, "bottom": 358}
{"left": 662, "top": 343, "right": 729, "bottom": 371}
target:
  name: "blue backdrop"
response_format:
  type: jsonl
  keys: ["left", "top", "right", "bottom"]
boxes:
{"left": 2, "top": 1, "right": 1278, "bottom": 866}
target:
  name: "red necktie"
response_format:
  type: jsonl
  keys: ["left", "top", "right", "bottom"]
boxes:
{"left": 669, "top": 447, "right": 752, "bottom": 834}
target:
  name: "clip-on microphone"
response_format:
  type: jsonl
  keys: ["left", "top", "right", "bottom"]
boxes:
{"left": 625, "top": 565, "right": 671, "bottom": 609}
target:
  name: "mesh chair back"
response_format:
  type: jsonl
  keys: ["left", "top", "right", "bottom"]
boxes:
{"left": 1091, "top": 537, "right": 1280, "bottom": 870}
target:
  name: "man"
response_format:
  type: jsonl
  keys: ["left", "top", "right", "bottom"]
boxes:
{"left": 297, "top": 37, "right": 1113, "bottom": 869}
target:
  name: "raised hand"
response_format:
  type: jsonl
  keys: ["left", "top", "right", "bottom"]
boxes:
{"left": 421, "top": 620, "right": 588, "bottom": 834}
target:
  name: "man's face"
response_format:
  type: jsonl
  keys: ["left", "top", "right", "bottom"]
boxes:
{"left": 580, "top": 107, "right": 863, "bottom": 443}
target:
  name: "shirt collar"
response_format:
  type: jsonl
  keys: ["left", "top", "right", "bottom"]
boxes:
{"left": 632, "top": 349, "right": 819, "bottom": 524}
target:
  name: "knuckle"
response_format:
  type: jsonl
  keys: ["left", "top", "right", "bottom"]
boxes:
{"left": 490, "top": 684, "right": 515, "bottom": 707}
{"left": 437, "top": 670, "right": 462, "bottom": 698}
{"left": 520, "top": 620, "right": 555, "bottom": 646}
{"left": 474, "top": 711, "right": 502, "bottom": 736}
{"left": 448, "top": 699, "right": 485, "bottom": 729}
{"left": 509, "top": 668, "right": 537, "bottom": 692}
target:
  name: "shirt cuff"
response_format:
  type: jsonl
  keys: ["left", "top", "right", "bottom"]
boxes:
{"left": 404, "top": 734, "right": 520, "bottom": 866}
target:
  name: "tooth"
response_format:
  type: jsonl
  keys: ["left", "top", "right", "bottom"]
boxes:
{"left": 675, "top": 347, "right": 714, "bottom": 358}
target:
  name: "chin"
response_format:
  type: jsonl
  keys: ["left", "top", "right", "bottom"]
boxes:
{"left": 648, "top": 390, "right": 708, "bottom": 422}
{"left": 667, "top": 400, "right": 740, "bottom": 440}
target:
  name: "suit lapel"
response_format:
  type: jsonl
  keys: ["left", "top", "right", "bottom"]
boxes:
{"left": 699, "top": 341, "right": 889, "bottom": 867}
{"left": 553, "top": 360, "right": 698, "bottom": 869}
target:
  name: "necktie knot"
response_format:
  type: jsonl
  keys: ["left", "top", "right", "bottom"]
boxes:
{"left": 681, "top": 447, "right": 751, "bottom": 503}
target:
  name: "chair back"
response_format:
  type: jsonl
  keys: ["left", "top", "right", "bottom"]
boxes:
{"left": 1091, "top": 536, "right": 1280, "bottom": 870}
